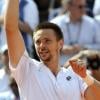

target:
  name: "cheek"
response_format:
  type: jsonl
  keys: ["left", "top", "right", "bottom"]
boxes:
{"left": 51, "top": 45, "right": 59, "bottom": 53}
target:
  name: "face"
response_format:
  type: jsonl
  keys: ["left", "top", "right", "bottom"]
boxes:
{"left": 68, "top": 0, "right": 86, "bottom": 21}
{"left": 33, "top": 29, "right": 63, "bottom": 62}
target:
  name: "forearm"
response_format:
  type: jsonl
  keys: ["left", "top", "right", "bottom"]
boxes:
{"left": 84, "top": 74, "right": 100, "bottom": 99}
{"left": 92, "top": 80, "right": 100, "bottom": 94}
{"left": 5, "top": 0, "right": 19, "bottom": 32}
{"left": 4, "top": 0, "right": 25, "bottom": 66}
{"left": 69, "top": 60, "right": 100, "bottom": 99}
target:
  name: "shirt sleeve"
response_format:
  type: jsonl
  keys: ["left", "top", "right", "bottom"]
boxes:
{"left": 9, "top": 50, "right": 31, "bottom": 86}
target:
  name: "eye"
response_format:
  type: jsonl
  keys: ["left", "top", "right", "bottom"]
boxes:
{"left": 45, "top": 39, "right": 52, "bottom": 44}
{"left": 35, "top": 40, "right": 40, "bottom": 45}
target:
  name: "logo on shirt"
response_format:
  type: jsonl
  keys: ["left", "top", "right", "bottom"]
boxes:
{"left": 66, "top": 76, "right": 71, "bottom": 81}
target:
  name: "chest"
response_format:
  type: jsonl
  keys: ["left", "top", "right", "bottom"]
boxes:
{"left": 61, "top": 22, "right": 95, "bottom": 45}
{"left": 21, "top": 69, "right": 82, "bottom": 100}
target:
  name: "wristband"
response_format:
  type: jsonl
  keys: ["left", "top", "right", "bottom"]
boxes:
{"left": 83, "top": 74, "right": 94, "bottom": 87}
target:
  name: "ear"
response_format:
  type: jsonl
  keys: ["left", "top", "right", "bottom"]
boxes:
{"left": 58, "top": 39, "right": 64, "bottom": 51}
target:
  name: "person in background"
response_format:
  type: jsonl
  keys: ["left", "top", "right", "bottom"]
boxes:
{"left": 1, "top": 45, "right": 20, "bottom": 100}
{"left": 64, "top": 50, "right": 100, "bottom": 81}
{"left": 93, "top": 0, "right": 100, "bottom": 16}
{"left": 34, "top": 0, "right": 50, "bottom": 22}
{"left": 86, "top": 0, "right": 95, "bottom": 17}
{"left": 85, "top": 50, "right": 100, "bottom": 81}
{"left": 19, "top": 0, "right": 39, "bottom": 56}
{"left": 2, "top": 49, "right": 20, "bottom": 100}
{"left": 48, "top": 0, "right": 62, "bottom": 20}
{"left": 0, "top": 0, "right": 7, "bottom": 50}
{"left": 51, "top": 0, "right": 100, "bottom": 66}
{"left": 0, "top": 45, "right": 15, "bottom": 100}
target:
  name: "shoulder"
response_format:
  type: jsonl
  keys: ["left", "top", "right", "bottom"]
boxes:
{"left": 25, "top": 0, "right": 38, "bottom": 9}
{"left": 50, "top": 14, "right": 67, "bottom": 24}
{"left": 83, "top": 15, "right": 95, "bottom": 24}
{"left": 82, "top": 15, "right": 96, "bottom": 29}
{"left": 13, "top": 50, "right": 41, "bottom": 69}
{"left": 95, "top": 15, "right": 100, "bottom": 22}
{"left": 29, "top": 0, "right": 38, "bottom": 7}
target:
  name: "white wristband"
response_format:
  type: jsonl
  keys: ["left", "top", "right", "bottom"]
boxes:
{"left": 83, "top": 74, "right": 94, "bottom": 87}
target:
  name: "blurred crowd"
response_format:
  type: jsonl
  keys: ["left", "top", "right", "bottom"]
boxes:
{"left": 0, "top": 0, "right": 100, "bottom": 99}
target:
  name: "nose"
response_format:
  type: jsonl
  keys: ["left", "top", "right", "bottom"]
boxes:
{"left": 39, "top": 42, "right": 46, "bottom": 49}
{"left": 38, "top": 42, "right": 47, "bottom": 52}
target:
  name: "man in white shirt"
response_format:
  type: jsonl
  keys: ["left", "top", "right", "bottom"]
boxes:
{"left": 4, "top": 0, "right": 100, "bottom": 100}
{"left": 93, "top": 0, "right": 100, "bottom": 16}
{"left": 51, "top": 0, "right": 100, "bottom": 66}
{"left": 0, "top": 0, "right": 7, "bottom": 51}
{"left": 0, "top": 45, "right": 15, "bottom": 100}
{"left": 19, "top": 0, "right": 39, "bottom": 56}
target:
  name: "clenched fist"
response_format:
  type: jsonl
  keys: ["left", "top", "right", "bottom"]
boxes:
{"left": 69, "top": 59, "right": 87, "bottom": 78}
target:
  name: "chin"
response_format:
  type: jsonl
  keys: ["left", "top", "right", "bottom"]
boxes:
{"left": 41, "top": 58, "right": 50, "bottom": 62}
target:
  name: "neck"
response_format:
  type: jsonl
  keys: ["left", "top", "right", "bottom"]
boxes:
{"left": 44, "top": 61, "right": 61, "bottom": 76}
{"left": 69, "top": 14, "right": 82, "bottom": 23}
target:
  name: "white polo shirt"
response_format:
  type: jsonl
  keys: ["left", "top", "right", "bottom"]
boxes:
{"left": 10, "top": 51, "right": 88, "bottom": 100}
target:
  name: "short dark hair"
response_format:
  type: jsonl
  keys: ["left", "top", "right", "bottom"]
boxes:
{"left": 33, "top": 22, "right": 63, "bottom": 41}
{"left": 86, "top": 53, "right": 100, "bottom": 70}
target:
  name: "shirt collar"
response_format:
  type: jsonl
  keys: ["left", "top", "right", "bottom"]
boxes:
{"left": 64, "top": 13, "right": 70, "bottom": 24}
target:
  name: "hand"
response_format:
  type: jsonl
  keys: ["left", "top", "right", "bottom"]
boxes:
{"left": 69, "top": 59, "right": 87, "bottom": 78}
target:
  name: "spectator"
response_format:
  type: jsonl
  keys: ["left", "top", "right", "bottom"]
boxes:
{"left": 0, "top": 45, "right": 15, "bottom": 100}
{"left": 19, "top": 0, "right": 39, "bottom": 56}
{"left": 1, "top": 45, "right": 20, "bottom": 100}
{"left": 0, "top": 0, "right": 7, "bottom": 50}
{"left": 86, "top": 0, "right": 95, "bottom": 17}
{"left": 51, "top": 0, "right": 100, "bottom": 66}
{"left": 85, "top": 50, "right": 100, "bottom": 81}
{"left": 34, "top": 0, "right": 50, "bottom": 22}
{"left": 93, "top": 0, "right": 100, "bottom": 16}
{"left": 49, "top": 0, "right": 62, "bottom": 20}
{"left": 64, "top": 50, "right": 100, "bottom": 81}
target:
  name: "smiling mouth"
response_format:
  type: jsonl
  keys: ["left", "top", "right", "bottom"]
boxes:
{"left": 39, "top": 51, "right": 48, "bottom": 55}
{"left": 39, "top": 53, "right": 49, "bottom": 60}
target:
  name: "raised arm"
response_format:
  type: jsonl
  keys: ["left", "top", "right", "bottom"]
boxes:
{"left": 69, "top": 60, "right": 100, "bottom": 100}
{"left": 4, "top": 0, "right": 25, "bottom": 67}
